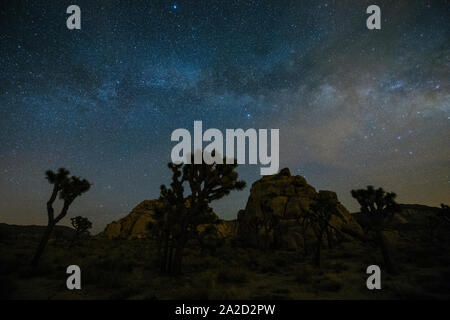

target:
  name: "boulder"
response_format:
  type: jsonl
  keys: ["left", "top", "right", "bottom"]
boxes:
{"left": 100, "top": 199, "right": 236, "bottom": 240}
{"left": 100, "top": 200, "right": 162, "bottom": 239}
{"left": 237, "top": 168, "right": 363, "bottom": 249}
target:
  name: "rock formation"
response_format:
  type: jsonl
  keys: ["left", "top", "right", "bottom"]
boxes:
{"left": 101, "top": 168, "right": 363, "bottom": 249}
{"left": 101, "top": 199, "right": 237, "bottom": 240}
{"left": 101, "top": 200, "right": 161, "bottom": 239}
{"left": 236, "top": 168, "right": 363, "bottom": 249}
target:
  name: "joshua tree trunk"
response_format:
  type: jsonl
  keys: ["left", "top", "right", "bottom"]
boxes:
{"left": 314, "top": 232, "right": 323, "bottom": 267}
{"left": 264, "top": 225, "right": 271, "bottom": 251}
{"left": 168, "top": 243, "right": 175, "bottom": 273}
{"left": 161, "top": 231, "right": 170, "bottom": 272}
{"left": 314, "top": 241, "right": 321, "bottom": 267}
{"left": 32, "top": 168, "right": 90, "bottom": 267}
{"left": 172, "top": 245, "right": 184, "bottom": 274}
{"left": 171, "top": 232, "right": 188, "bottom": 274}
{"left": 376, "top": 229, "right": 395, "bottom": 274}
{"left": 31, "top": 223, "right": 54, "bottom": 266}
{"left": 326, "top": 228, "right": 333, "bottom": 249}
{"left": 31, "top": 198, "right": 70, "bottom": 266}
{"left": 69, "top": 234, "right": 76, "bottom": 249}
{"left": 69, "top": 231, "right": 81, "bottom": 248}
{"left": 303, "top": 235, "right": 308, "bottom": 257}
{"left": 301, "top": 223, "right": 309, "bottom": 257}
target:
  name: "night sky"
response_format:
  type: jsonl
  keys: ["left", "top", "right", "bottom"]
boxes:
{"left": 1, "top": 0, "right": 449, "bottom": 232}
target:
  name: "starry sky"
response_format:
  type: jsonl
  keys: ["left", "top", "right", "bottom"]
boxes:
{"left": 1, "top": 0, "right": 449, "bottom": 232}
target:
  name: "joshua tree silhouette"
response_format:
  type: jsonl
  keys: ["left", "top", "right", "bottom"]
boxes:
{"left": 155, "top": 151, "right": 245, "bottom": 274}
{"left": 351, "top": 185, "right": 399, "bottom": 274}
{"left": 308, "top": 193, "right": 344, "bottom": 267}
{"left": 69, "top": 216, "right": 92, "bottom": 247}
{"left": 439, "top": 203, "right": 450, "bottom": 224}
{"left": 31, "top": 168, "right": 91, "bottom": 266}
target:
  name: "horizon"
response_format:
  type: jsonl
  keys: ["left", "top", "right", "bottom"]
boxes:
{"left": 0, "top": 169, "right": 447, "bottom": 234}
{"left": 1, "top": 0, "right": 449, "bottom": 233}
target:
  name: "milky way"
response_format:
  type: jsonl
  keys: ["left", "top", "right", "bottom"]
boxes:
{"left": 1, "top": 0, "right": 449, "bottom": 232}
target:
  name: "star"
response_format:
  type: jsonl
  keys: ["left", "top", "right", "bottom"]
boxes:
{"left": 0, "top": 1, "right": 448, "bottom": 231}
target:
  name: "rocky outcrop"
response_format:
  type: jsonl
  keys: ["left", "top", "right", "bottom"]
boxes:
{"left": 236, "top": 168, "right": 363, "bottom": 249}
{"left": 101, "top": 200, "right": 162, "bottom": 239}
{"left": 100, "top": 199, "right": 237, "bottom": 240}
{"left": 101, "top": 168, "right": 364, "bottom": 248}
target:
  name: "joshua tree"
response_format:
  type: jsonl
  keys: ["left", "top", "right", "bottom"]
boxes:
{"left": 31, "top": 168, "right": 91, "bottom": 266}
{"left": 351, "top": 186, "right": 398, "bottom": 274}
{"left": 155, "top": 151, "right": 245, "bottom": 274}
{"left": 197, "top": 224, "right": 223, "bottom": 254}
{"left": 260, "top": 200, "right": 281, "bottom": 250}
{"left": 295, "top": 213, "right": 310, "bottom": 257}
{"left": 427, "top": 204, "right": 450, "bottom": 242}
{"left": 308, "top": 193, "right": 344, "bottom": 267}
{"left": 69, "top": 216, "right": 92, "bottom": 247}
{"left": 438, "top": 203, "right": 450, "bottom": 224}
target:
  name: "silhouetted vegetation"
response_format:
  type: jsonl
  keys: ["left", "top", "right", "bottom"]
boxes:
{"left": 31, "top": 168, "right": 91, "bottom": 266}
{"left": 439, "top": 204, "right": 450, "bottom": 224}
{"left": 351, "top": 186, "right": 399, "bottom": 274}
{"left": 197, "top": 224, "right": 223, "bottom": 255}
{"left": 69, "top": 216, "right": 92, "bottom": 247}
{"left": 153, "top": 152, "right": 245, "bottom": 274}
{"left": 260, "top": 200, "right": 281, "bottom": 250}
{"left": 308, "top": 193, "right": 344, "bottom": 267}
{"left": 2, "top": 167, "right": 450, "bottom": 300}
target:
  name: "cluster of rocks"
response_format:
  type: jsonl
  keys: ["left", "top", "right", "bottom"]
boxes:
{"left": 101, "top": 200, "right": 160, "bottom": 239}
{"left": 236, "top": 168, "right": 363, "bottom": 249}
{"left": 100, "top": 168, "right": 363, "bottom": 249}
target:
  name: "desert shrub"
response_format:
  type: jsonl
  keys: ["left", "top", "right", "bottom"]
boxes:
{"left": 217, "top": 266, "right": 249, "bottom": 284}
